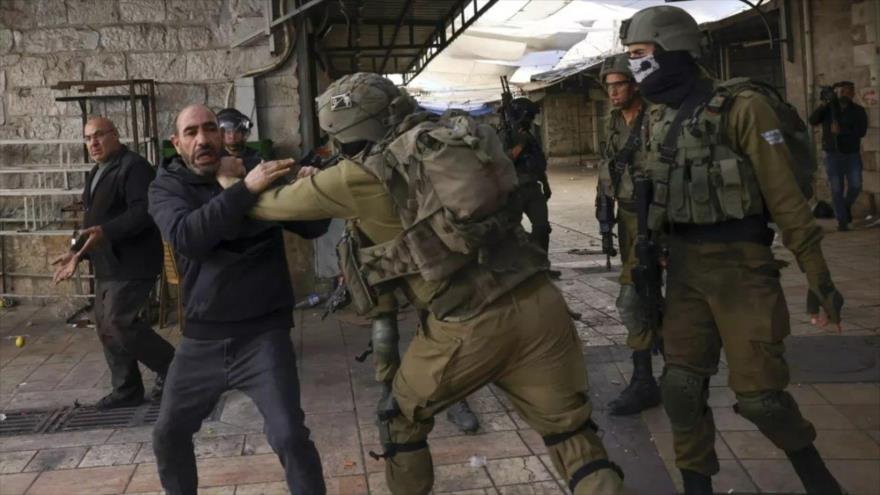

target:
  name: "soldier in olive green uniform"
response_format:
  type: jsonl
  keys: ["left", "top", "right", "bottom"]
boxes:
{"left": 620, "top": 6, "right": 844, "bottom": 495}
{"left": 218, "top": 73, "right": 623, "bottom": 494}
{"left": 596, "top": 53, "right": 662, "bottom": 416}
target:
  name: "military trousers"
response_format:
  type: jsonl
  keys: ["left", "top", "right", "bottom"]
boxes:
{"left": 661, "top": 239, "right": 816, "bottom": 475}
{"left": 614, "top": 208, "right": 656, "bottom": 352}
{"left": 384, "top": 274, "right": 622, "bottom": 494}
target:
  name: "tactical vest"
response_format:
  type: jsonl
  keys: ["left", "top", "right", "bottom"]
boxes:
{"left": 644, "top": 81, "right": 766, "bottom": 231}
{"left": 337, "top": 112, "right": 548, "bottom": 321}
{"left": 600, "top": 108, "right": 648, "bottom": 204}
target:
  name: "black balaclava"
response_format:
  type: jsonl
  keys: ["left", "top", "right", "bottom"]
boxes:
{"left": 633, "top": 50, "right": 700, "bottom": 108}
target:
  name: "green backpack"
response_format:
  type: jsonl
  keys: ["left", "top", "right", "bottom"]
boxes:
{"left": 708, "top": 78, "right": 818, "bottom": 200}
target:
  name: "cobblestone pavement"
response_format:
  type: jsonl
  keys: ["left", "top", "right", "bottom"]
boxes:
{"left": 1, "top": 165, "right": 878, "bottom": 494}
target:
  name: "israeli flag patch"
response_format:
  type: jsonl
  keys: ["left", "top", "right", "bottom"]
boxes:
{"left": 761, "top": 129, "right": 785, "bottom": 145}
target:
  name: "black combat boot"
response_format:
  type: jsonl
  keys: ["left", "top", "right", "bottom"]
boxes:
{"left": 680, "top": 469, "right": 713, "bottom": 495}
{"left": 446, "top": 399, "right": 480, "bottom": 434}
{"left": 786, "top": 444, "right": 845, "bottom": 494}
{"left": 608, "top": 349, "right": 661, "bottom": 415}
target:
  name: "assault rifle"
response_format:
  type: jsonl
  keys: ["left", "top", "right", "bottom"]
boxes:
{"left": 595, "top": 190, "right": 617, "bottom": 270}
{"left": 499, "top": 75, "right": 515, "bottom": 147}
{"left": 630, "top": 177, "right": 663, "bottom": 331}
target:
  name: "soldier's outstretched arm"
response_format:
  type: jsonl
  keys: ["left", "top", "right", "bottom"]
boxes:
{"left": 219, "top": 159, "right": 358, "bottom": 221}
{"left": 726, "top": 93, "right": 843, "bottom": 330}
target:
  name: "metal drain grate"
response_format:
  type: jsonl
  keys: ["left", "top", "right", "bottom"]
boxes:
{"left": 0, "top": 409, "right": 63, "bottom": 436}
{"left": 0, "top": 396, "right": 225, "bottom": 436}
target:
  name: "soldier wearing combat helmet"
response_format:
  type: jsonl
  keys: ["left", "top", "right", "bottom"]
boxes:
{"left": 620, "top": 6, "right": 844, "bottom": 494}
{"left": 215, "top": 72, "right": 624, "bottom": 494}
{"left": 596, "top": 53, "right": 663, "bottom": 417}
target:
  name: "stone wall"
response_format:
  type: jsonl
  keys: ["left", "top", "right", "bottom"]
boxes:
{"left": 0, "top": 0, "right": 320, "bottom": 301}
{"left": 539, "top": 91, "right": 597, "bottom": 163}
{"left": 783, "top": 0, "right": 880, "bottom": 216}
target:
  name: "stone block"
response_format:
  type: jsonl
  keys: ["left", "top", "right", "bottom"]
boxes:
{"left": 259, "top": 105, "right": 301, "bottom": 157}
{"left": 0, "top": 1, "right": 36, "bottom": 30}
{"left": 0, "top": 29, "right": 14, "bottom": 53}
{"left": 863, "top": 169, "right": 880, "bottom": 194}
{"left": 230, "top": 44, "right": 275, "bottom": 75}
{"left": 206, "top": 82, "right": 233, "bottom": 109}
{"left": 43, "top": 54, "right": 85, "bottom": 86}
{"left": 166, "top": 0, "right": 223, "bottom": 22}
{"left": 83, "top": 53, "right": 127, "bottom": 80}
{"left": 185, "top": 49, "right": 231, "bottom": 82}
{"left": 33, "top": 0, "right": 69, "bottom": 27}
{"left": 176, "top": 26, "right": 216, "bottom": 50}
{"left": 852, "top": 1, "right": 877, "bottom": 25}
{"left": 7, "top": 88, "right": 74, "bottom": 118}
{"left": 18, "top": 27, "right": 99, "bottom": 53}
{"left": 120, "top": 0, "right": 166, "bottom": 23}
{"left": 156, "top": 83, "right": 207, "bottom": 110}
{"left": 99, "top": 25, "right": 175, "bottom": 52}
{"left": 4, "top": 55, "right": 45, "bottom": 87}
{"left": 863, "top": 126, "right": 880, "bottom": 152}
{"left": 862, "top": 150, "right": 878, "bottom": 172}
{"left": 67, "top": 0, "right": 119, "bottom": 25}
{"left": 256, "top": 75, "right": 297, "bottom": 108}
{"left": 127, "top": 52, "right": 186, "bottom": 81}
{"left": 853, "top": 43, "right": 880, "bottom": 67}
{"left": 231, "top": 0, "right": 264, "bottom": 19}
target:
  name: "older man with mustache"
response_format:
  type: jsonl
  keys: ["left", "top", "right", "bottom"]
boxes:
{"left": 52, "top": 116, "right": 174, "bottom": 410}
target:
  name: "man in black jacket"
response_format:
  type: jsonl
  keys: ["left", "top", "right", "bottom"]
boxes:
{"left": 147, "top": 104, "right": 328, "bottom": 495}
{"left": 809, "top": 81, "right": 869, "bottom": 231}
{"left": 52, "top": 116, "right": 174, "bottom": 410}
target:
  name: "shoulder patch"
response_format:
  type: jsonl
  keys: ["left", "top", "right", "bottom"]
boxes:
{"left": 761, "top": 129, "right": 785, "bottom": 145}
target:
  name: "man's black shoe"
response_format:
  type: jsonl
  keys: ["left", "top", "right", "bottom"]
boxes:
{"left": 548, "top": 269, "right": 562, "bottom": 279}
{"left": 837, "top": 222, "right": 850, "bottom": 232}
{"left": 149, "top": 375, "right": 166, "bottom": 402}
{"left": 446, "top": 400, "right": 480, "bottom": 434}
{"left": 94, "top": 393, "right": 144, "bottom": 410}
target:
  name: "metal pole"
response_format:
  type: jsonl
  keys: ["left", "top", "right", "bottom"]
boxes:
{"left": 296, "top": 11, "right": 319, "bottom": 153}
{"left": 129, "top": 81, "right": 139, "bottom": 154}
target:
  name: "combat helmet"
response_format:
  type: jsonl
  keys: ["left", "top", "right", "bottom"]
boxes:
{"left": 599, "top": 53, "right": 634, "bottom": 83}
{"left": 619, "top": 5, "right": 704, "bottom": 59}
{"left": 316, "top": 72, "right": 415, "bottom": 144}
{"left": 509, "top": 97, "right": 539, "bottom": 128}
{"left": 217, "top": 108, "right": 253, "bottom": 134}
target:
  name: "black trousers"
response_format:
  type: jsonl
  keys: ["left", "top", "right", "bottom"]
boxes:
{"left": 521, "top": 182, "right": 551, "bottom": 254}
{"left": 93, "top": 279, "right": 175, "bottom": 399}
{"left": 152, "top": 329, "right": 325, "bottom": 495}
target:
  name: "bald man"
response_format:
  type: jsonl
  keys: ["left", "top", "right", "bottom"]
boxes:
{"left": 52, "top": 116, "right": 174, "bottom": 410}
{"left": 147, "top": 105, "right": 328, "bottom": 495}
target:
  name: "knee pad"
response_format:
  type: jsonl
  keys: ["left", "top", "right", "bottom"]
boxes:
{"left": 371, "top": 313, "right": 400, "bottom": 361}
{"left": 734, "top": 390, "right": 801, "bottom": 432}
{"left": 616, "top": 284, "right": 644, "bottom": 336}
{"left": 660, "top": 366, "right": 709, "bottom": 432}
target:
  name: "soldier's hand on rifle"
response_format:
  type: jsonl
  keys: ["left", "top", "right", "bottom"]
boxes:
{"left": 806, "top": 271, "right": 844, "bottom": 333}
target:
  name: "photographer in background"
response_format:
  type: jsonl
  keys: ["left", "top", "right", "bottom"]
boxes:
{"left": 809, "top": 81, "right": 868, "bottom": 231}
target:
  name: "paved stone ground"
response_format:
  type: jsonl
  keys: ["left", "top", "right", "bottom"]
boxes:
{"left": 1, "top": 165, "right": 878, "bottom": 495}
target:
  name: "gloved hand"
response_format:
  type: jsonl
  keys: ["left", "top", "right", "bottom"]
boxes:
{"left": 541, "top": 181, "right": 552, "bottom": 201}
{"left": 806, "top": 271, "right": 844, "bottom": 332}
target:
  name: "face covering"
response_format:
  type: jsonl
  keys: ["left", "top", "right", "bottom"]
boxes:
{"left": 633, "top": 51, "right": 700, "bottom": 108}
{"left": 629, "top": 54, "right": 660, "bottom": 84}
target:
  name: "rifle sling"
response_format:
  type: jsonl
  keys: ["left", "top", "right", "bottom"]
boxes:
{"left": 610, "top": 107, "right": 646, "bottom": 193}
